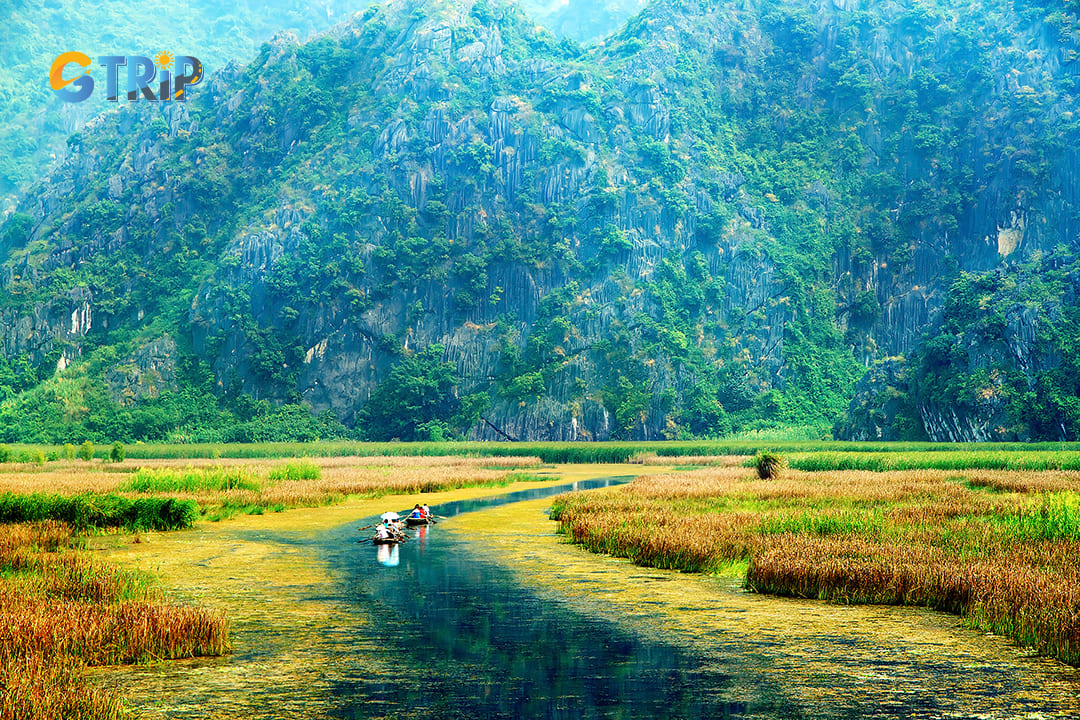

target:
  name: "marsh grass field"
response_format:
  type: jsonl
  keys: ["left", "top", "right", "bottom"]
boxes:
{"left": 550, "top": 462, "right": 1080, "bottom": 667}
{"left": 0, "top": 453, "right": 545, "bottom": 720}
{"left": 8, "top": 439, "right": 1080, "bottom": 464}
{"left": 2, "top": 443, "right": 1080, "bottom": 718}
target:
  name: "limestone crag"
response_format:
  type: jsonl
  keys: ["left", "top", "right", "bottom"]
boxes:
{"left": 2, "top": 0, "right": 1079, "bottom": 440}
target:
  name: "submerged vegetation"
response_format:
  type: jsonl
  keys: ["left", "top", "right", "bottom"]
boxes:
{"left": 550, "top": 465, "right": 1080, "bottom": 667}
{"left": 2, "top": 441, "right": 1078, "bottom": 716}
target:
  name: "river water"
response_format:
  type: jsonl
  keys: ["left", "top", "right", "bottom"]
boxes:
{"left": 110, "top": 477, "right": 1080, "bottom": 719}
{"left": 327, "top": 478, "right": 783, "bottom": 719}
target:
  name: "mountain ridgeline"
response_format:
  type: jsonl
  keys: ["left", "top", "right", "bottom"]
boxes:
{"left": 2, "top": 0, "right": 1080, "bottom": 443}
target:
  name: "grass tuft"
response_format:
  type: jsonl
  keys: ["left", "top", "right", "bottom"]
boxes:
{"left": 267, "top": 461, "right": 321, "bottom": 482}
{"left": 122, "top": 466, "right": 261, "bottom": 494}
{"left": 754, "top": 450, "right": 786, "bottom": 479}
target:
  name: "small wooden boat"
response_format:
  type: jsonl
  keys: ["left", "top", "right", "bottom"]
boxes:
{"left": 372, "top": 535, "right": 403, "bottom": 545}
{"left": 405, "top": 516, "right": 433, "bottom": 526}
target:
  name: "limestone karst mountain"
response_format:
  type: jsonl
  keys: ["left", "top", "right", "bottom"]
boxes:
{"left": 2, "top": 0, "right": 1079, "bottom": 443}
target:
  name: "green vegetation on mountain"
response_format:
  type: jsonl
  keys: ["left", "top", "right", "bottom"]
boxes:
{"left": 1, "top": 0, "right": 1079, "bottom": 443}
{"left": 0, "top": 0, "right": 374, "bottom": 211}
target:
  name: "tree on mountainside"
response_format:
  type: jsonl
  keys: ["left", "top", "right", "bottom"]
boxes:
{"left": 357, "top": 345, "right": 489, "bottom": 441}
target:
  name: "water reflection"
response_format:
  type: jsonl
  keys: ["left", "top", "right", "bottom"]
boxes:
{"left": 375, "top": 542, "right": 399, "bottom": 567}
{"left": 432, "top": 476, "right": 632, "bottom": 517}
{"left": 104, "top": 476, "right": 1080, "bottom": 720}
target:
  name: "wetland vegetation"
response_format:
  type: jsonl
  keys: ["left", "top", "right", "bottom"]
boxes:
{"left": 550, "top": 460, "right": 1080, "bottom": 667}
{"left": 1, "top": 442, "right": 1079, "bottom": 718}
{"left": 0, "top": 452, "right": 545, "bottom": 719}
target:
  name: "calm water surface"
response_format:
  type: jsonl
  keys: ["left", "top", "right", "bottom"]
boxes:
{"left": 327, "top": 478, "right": 794, "bottom": 718}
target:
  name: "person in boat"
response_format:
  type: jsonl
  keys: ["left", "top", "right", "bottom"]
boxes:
{"left": 410, "top": 504, "right": 424, "bottom": 520}
{"left": 422, "top": 503, "right": 432, "bottom": 519}
{"left": 374, "top": 523, "right": 393, "bottom": 542}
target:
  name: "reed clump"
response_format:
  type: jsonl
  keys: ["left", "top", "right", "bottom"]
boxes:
{"left": 0, "top": 521, "right": 231, "bottom": 719}
{"left": 551, "top": 466, "right": 1080, "bottom": 666}
{"left": 0, "top": 651, "right": 124, "bottom": 720}
{"left": 754, "top": 450, "right": 786, "bottom": 479}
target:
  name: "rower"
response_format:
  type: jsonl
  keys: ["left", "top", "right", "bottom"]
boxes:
{"left": 410, "top": 504, "right": 424, "bottom": 520}
{"left": 422, "top": 503, "right": 432, "bottom": 519}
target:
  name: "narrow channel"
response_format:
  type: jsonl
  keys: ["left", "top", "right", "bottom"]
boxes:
{"left": 323, "top": 477, "right": 801, "bottom": 719}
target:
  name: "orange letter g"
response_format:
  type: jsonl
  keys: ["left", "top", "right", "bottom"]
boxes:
{"left": 50, "top": 52, "right": 93, "bottom": 101}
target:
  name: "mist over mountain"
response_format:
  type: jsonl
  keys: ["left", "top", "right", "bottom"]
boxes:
{"left": 0, "top": 0, "right": 636, "bottom": 214}
{"left": 2, "top": 0, "right": 1079, "bottom": 443}
{"left": 517, "top": 0, "right": 649, "bottom": 41}
{"left": 0, "top": 0, "right": 377, "bottom": 214}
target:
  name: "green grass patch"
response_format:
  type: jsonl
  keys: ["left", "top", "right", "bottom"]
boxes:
{"left": 710, "top": 558, "right": 751, "bottom": 578}
{"left": 504, "top": 472, "right": 548, "bottom": 484}
{"left": 120, "top": 467, "right": 262, "bottom": 493}
{"left": 784, "top": 450, "right": 1080, "bottom": 472}
{"left": 0, "top": 493, "right": 198, "bottom": 531}
{"left": 758, "top": 510, "right": 886, "bottom": 537}
{"left": 7, "top": 440, "right": 1080, "bottom": 464}
{"left": 993, "top": 492, "right": 1080, "bottom": 542}
{"left": 202, "top": 501, "right": 290, "bottom": 522}
{"left": 267, "top": 460, "right": 321, "bottom": 481}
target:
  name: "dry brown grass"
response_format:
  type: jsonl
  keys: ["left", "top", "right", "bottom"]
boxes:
{"left": 0, "top": 454, "right": 542, "bottom": 718}
{"left": 0, "top": 521, "right": 231, "bottom": 719}
{"left": 963, "top": 468, "right": 1080, "bottom": 493}
{"left": 0, "top": 593, "right": 230, "bottom": 665}
{"left": 0, "top": 651, "right": 124, "bottom": 720}
{"left": 551, "top": 466, "right": 1080, "bottom": 666}
{"left": 632, "top": 454, "right": 746, "bottom": 466}
{"left": 0, "top": 456, "right": 544, "bottom": 509}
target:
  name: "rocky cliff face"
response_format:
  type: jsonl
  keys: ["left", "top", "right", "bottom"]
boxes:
{"left": 2, "top": 0, "right": 1079, "bottom": 441}
{"left": 0, "top": 287, "right": 93, "bottom": 373}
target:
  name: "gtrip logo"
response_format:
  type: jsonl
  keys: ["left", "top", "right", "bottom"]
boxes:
{"left": 50, "top": 51, "right": 203, "bottom": 103}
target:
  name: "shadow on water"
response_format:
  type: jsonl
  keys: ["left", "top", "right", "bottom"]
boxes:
{"left": 324, "top": 478, "right": 804, "bottom": 720}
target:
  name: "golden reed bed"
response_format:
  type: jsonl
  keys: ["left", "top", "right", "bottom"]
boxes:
{"left": 551, "top": 466, "right": 1080, "bottom": 666}
{"left": 0, "top": 521, "right": 230, "bottom": 720}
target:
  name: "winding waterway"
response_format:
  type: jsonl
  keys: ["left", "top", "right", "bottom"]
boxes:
{"left": 104, "top": 472, "right": 1080, "bottom": 719}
